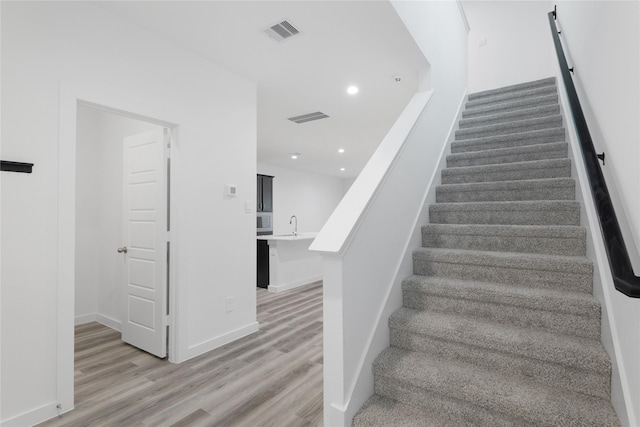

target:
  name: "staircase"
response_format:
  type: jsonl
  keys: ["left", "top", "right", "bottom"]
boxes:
{"left": 353, "top": 77, "right": 620, "bottom": 426}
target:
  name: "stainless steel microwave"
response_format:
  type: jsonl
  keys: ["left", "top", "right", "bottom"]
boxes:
{"left": 257, "top": 212, "right": 273, "bottom": 235}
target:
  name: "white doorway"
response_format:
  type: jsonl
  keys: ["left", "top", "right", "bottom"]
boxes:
{"left": 75, "top": 104, "right": 170, "bottom": 357}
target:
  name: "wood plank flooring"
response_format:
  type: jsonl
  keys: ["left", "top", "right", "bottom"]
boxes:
{"left": 38, "top": 282, "right": 323, "bottom": 427}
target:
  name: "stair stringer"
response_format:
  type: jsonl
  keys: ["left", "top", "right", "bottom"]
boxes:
{"left": 339, "top": 92, "right": 467, "bottom": 425}
{"left": 556, "top": 68, "right": 635, "bottom": 427}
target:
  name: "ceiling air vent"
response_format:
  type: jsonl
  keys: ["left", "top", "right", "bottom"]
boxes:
{"left": 288, "top": 112, "right": 330, "bottom": 124}
{"left": 264, "top": 20, "right": 300, "bottom": 42}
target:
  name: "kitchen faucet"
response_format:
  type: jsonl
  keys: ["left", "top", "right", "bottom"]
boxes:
{"left": 289, "top": 215, "right": 298, "bottom": 236}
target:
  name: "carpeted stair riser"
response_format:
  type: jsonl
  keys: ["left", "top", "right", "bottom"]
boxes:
{"left": 459, "top": 104, "right": 560, "bottom": 129}
{"left": 435, "top": 178, "right": 575, "bottom": 203}
{"left": 429, "top": 200, "right": 581, "bottom": 226}
{"left": 447, "top": 141, "right": 568, "bottom": 168}
{"left": 412, "top": 248, "right": 593, "bottom": 293}
{"left": 455, "top": 115, "right": 562, "bottom": 141}
{"left": 401, "top": 282, "right": 600, "bottom": 339}
{"left": 467, "top": 77, "right": 557, "bottom": 102}
{"left": 387, "top": 308, "right": 610, "bottom": 397}
{"left": 422, "top": 224, "right": 586, "bottom": 256}
{"left": 373, "top": 349, "right": 619, "bottom": 427}
{"left": 462, "top": 94, "right": 559, "bottom": 119}
{"left": 465, "top": 84, "right": 558, "bottom": 109}
{"left": 451, "top": 127, "right": 565, "bottom": 154}
{"left": 441, "top": 158, "right": 571, "bottom": 184}
{"left": 389, "top": 329, "right": 609, "bottom": 400}
{"left": 374, "top": 376, "right": 526, "bottom": 427}
{"left": 352, "top": 395, "right": 458, "bottom": 427}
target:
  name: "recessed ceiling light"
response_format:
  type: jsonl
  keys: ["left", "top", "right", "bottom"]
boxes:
{"left": 290, "top": 153, "right": 301, "bottom": 159}
{"left": 338, "top": 148, "right": 345, "bottom": 153}
{"left": 340, "top": 167, "right": 346, "bottom": 172}
{"left": 347, "top": 85, "right": 359, "bottom": 95}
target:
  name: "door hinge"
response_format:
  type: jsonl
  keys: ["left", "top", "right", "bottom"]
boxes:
{"left": 164, "top": 128, "right": 172, "bottom": 155}
{"left": 163, "top": 314, "right": 170, "bottom": 327}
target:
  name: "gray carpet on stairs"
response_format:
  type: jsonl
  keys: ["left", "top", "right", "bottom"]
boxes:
{"left": 352, "top": 77, "right": 620, "bottom": 426}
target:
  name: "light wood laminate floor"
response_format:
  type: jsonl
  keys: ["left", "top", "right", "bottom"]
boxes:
{"left": 38, "top": 282, "right": 323, "bottom": 427}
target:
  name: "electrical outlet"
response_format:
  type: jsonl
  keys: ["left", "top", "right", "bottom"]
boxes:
{"left": 225, "top": 297, "right": 235, "bottom": 312}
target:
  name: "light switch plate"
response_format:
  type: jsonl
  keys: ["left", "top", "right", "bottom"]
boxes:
{"left": 245, "top": 200, "right": 252, "bottom": 213}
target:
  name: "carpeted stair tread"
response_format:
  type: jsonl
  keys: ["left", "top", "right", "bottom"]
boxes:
{"left": 441, "top": 158, "right": 571, "bottom": 184}
{"left": 467, "top": 77, "right": 556, "bottom": 101}
{"left": 353, "top": 395, "right": 457, "bottom": 427}
{"left": 459, "top": 104, "right": 560, "bottom": 129}
{"left": 465, "top": 85, "right": 558, "bottom": 109}
{"left": 401, "top": 275, "right": 600, "bottom": 339}
{"left": 373, "top": 347, "right": 619, "bottom": 426}
{"left": 429, "top": 200, "right": 581, "bottom": 226}
{"left": 455, "top": 115, "right": 562, "bottom": 141}
{"left": 388, "top": 307, "right": 608, "bottom": 374}
{"left": 422, "top": 223, "right": 586, "bottom": 255}
{"left": 451, "top": 127, "right": 565, "bottom": 154}
{"left": 436, "top": 177, "right": 575, "bottom": 203}
{"left": 412, "top": 247, "right": 592, "bottom": 292}
{"left": 462, "top": 93, "right": 559, "bottom": 119}
{"left": 447, "top": 141, "right": 568, "bottom": 167}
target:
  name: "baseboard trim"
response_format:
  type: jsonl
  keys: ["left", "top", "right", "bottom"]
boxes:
{"left": 0, "top": 400, "right": 73, "bottom": 427}
{"left": 185, "top": 322, "right": 259, "bottom": 361}
{"left": 95, "top": 314, "right": 121, "bottom": 332}
{"left": 74, "top": 313, "right": 121, "bottom": 332}
{"left": 75, "top": 313, "right": 96, "bottom": 325}
{"left": 268, "top": 275, "right": 322, "bottom": 293}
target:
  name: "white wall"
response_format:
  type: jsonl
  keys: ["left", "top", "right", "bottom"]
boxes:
{"left": 311, "top": 1, "right": 469, "bottom": 424}
{"left": 1, "top": 2, "right": 257, "bottom": 425}
{"left": 554, "top": 2, "right": 640, "bottom": 425}
{"left": 257, "top": 163, "right": 347, "bottom": 235}
{"left": 463, "top": 0, "right": 554, "bottom": 93}
{"left": 556, "top": 0, "right": 640, "bottom": 269}
{"left": 75, "top": 106, "right": 161, "bottom": 327}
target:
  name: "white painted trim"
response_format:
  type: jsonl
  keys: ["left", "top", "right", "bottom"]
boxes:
{"left": 56, "top": 81, "right": 184, "bottom": 424}
{"left": 456, "top": 0, "right": 471, "bottom": 33}
{"left": 75, "top": 314, "right": 96, "bottom": 325}
{"left": 0, "top": 401, "right": 71, "bottom": 427}
{"left": 74, "top": 313, "right": 122, "bottom": 332}
{"left": 185, "top": 322, "right": 259, "bottom": 361}
{"left": 267, "top": 276, "right": 322, "bottom": 293}
{"left": 57, "top": 82, "right": 77, "bottom": 417}
{"left": 96, "top": 314, "right": 122, "bottom": 332}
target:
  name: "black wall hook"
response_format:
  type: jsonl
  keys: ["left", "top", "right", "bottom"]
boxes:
{"left": 597, "top": 152, "right": 605, "bottom": 165}
{"left": 1, "top": 161, "right": 34, "bottom": 173}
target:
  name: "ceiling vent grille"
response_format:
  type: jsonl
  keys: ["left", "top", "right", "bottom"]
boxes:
{"left": 264, "top": 20, "right": 300, "bottom": 41}
{"left": 288, "top": 112, "right": 330, "bottom": 124}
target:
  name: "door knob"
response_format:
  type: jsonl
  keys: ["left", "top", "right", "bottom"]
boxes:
{"left": 117, "top": 246, "right": 128, "bottom": 254}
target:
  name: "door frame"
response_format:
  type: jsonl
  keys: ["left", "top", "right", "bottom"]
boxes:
{"left": 57, "top": 82, "right": 180, "bottom": 414}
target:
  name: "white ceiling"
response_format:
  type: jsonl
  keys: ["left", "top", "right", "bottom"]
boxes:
{"left": 95, "top": 1, "right": 430, "bottom": 178}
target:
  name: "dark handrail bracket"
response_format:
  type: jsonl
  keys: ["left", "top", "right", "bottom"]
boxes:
{"left": 548, "top": 10, "right": 640, "bottom": 297}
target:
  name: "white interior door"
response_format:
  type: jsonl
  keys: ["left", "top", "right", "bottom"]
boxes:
{"left": 121, "top": 128, "right": 168, "bottom": 358}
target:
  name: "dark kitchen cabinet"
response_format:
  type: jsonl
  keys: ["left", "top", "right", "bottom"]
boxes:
{"left": 257, "top": 240, "right": 269, "bottom": 288}
{"left": 257, "top": 174, "right": 273, "bottom": 212}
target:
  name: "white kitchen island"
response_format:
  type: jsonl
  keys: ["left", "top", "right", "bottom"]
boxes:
{"left": 256, "top": 232, "right": 322, "bottom": 293}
